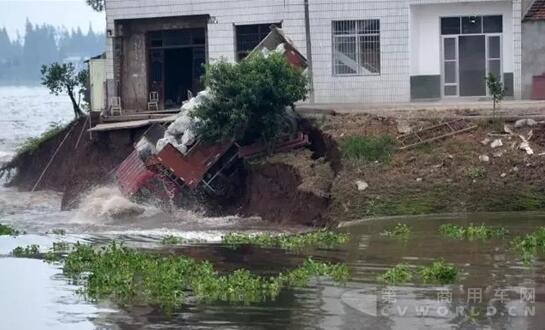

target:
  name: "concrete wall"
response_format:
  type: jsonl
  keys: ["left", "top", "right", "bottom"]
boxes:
{"left": 105, "top": 0, "right": 522, "bottom": 104}
{"left": 522, "top": 21, "right": 545, "bottom": 99}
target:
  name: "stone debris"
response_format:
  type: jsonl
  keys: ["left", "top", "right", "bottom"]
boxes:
{"left": 492, "top": 151, "right": 504, "bottom": 158}
{"left": 355, "top": 180, "right": 369, "bottom": 191}
{"left": 490, "top": 139, "right": 503, "bottom": 149}
{"left": 514, "top": 119, "right": 537, "bottom": 129}
{"left": 518, "top": 135, "right": 534, "bottom": 155}
{"left": 479, "top": 154, "right": 490, "bottom": 162}
{"left": 501, "top": 173, "right": 507, "bottom": 178}
{"left": 481, "top": 138, "right": 491, "bottom": 146}
{"left": 416, "top": 178, "right": 423, "bottom": 182}
{"left": 396, "top": 119, "right": 412, "bottom": 134}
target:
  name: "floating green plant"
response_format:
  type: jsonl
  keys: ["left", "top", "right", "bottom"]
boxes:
{"left": 511, "top": 227, "right": 545, "bottom": 264}
{"left": 60, "top": 243, "right": 349, "bottom": 312}
{"left": 161, "top": 235, "right": 183, "bottom": 245}
{"left": 377, "top": 264, "right": 413, "bottom": 284}
{"left": 222, "top": 231, "right": 350, "bottom": 250}
{"left": 49, "top": 229, "right": 66, "bottom": 235}
{"left": 381, "top": 223, "right": 411, "bottom": 238}
{"left": 419, "top": 259, "right": 458, "bottom": 284}
{"left": 11, "top": 245, "right": 40, "bottom": 258}
{"left": 439, "top": 223, "right": 508, "bottom": 240}
{"left": 0, "top": 224, "right": 20, "bottom": 236}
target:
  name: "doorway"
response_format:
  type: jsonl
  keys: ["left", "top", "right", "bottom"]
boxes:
{"left": 440, "top": 15, "right": 503, "bottom": 98}
{"left": 148, "top": 28, "right": 206, "bottom": 109}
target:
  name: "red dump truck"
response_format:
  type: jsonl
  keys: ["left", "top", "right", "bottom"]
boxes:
{"left": 114, "top": 27, "right": 310, "bottom": 200}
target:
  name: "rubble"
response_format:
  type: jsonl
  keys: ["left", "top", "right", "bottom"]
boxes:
{"left": 355, "top": 180, "right": 369, "bottom": 191}
{"left": 479, "top": 155, "right": 490, "bottom": 163}
{"left": 514, "top": 118, "right": 537, "bottom": 129}
{"left": 490, "top": 139, "right": 503, "bottom": 149}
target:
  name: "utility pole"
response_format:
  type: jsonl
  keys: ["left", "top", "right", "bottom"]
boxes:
{"left": 303, "top": 0, "right": 315, "bottom": 104}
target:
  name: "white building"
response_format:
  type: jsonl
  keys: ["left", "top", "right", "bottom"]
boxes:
{"left": 103, "top": 0, "right": 522, "bottom": 109}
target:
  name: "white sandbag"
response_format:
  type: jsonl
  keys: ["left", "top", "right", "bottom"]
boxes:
{"left": 167, "top": 115, "right": 192, "bottom": 136}
{"left": 156, "top": 135, "right": 177, "bottom": 152}
{"left": 173, "top": 143, "right": 188, "bottom": 155}
{"left": 181, "top": 129, "right": 196, "bottom": 147}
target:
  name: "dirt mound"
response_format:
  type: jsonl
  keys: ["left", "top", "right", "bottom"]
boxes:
{"left": 240, "top": 161, "right": 330, "bottom": 227}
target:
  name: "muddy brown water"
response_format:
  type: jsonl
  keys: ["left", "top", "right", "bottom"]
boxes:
{"left": 2, "top": 211, "right": 545, "bottom": 329}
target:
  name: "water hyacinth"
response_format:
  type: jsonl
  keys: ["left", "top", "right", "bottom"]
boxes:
{"left": 381, "top": 223, "right": 412, "bottom": 239}
{"left": 222, "top": 230, "right": 350, "bottom": 250}
{"left": 60, "top": 243, "right": 350, "bottom": 312}
{"left": 439, "top": 223, "right": 508, "bottom": 240}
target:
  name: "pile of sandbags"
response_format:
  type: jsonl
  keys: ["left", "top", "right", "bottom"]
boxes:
{"left": 156, "top": 89, "right": 211, "bottom": 155}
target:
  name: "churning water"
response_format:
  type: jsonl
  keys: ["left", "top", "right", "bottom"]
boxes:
{"left": 1, "top": 87, "right": 545, "bottom": 329}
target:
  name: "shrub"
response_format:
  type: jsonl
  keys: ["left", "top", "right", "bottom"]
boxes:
{"left": 511, "top": 227, "right": 545, "bottom": 263}
{"left": 11, "top": 245, "right": 40, "bottom": 258}
{"left": 340, "top": 135, "right": 396, "bottom": 162}
{"left": 161, "top": 235, "right": 183, "bottom": 245}
{"left": 192, "top": 52, "right": 308, "bottom": 146}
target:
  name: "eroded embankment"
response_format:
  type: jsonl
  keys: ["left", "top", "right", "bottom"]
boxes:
{"left": 1, "top": 116, "right": 340, "bottom": 226}
{"left": 1, "top": 117, "right": 142, "bottom": 209}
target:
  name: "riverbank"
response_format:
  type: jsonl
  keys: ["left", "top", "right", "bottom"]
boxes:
{"left": 2, "top": 111, "right": 545, "bottom": 225}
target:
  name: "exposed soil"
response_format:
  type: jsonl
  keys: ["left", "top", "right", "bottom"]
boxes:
{"left": 1, "top": 117, "right": 144, "bottom": 209}
{"left": 320, "top": 114, "right": 545, "bottom": 222}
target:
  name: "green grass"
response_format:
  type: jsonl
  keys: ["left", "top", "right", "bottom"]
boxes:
{"left": 11, "top": 245, "right": 40, "bottom": 258}
{"left": 17, "top": 122, "right": 67, "bottom": 155}
{"left": 465, "top": 167, "right": 487, "bottom": 180}
{"left": 381, "top": 223, "right": 411, "bottom": 239}
{"left": 60, "top": 243, "right": 349, "bottom": 312}
{"left": 439, "top": 223, "right": 509, "bottom": 240}
{"left": 378, "top": 264, "right": 412, "bottom": 284}
{"left": 222, "top": 231, "right": 350, "bottom": 250}
{"left": 161, "top": 235, "right": 183, "bottom": 245}
{"left": 339, "top": 135, "right": 396, "bottom": 163}
{"left": 0, "top": 224, "right": 20, "bottom": 236}
{"left": 511, "top": 227, "right": 545, "bottom": 264}
{"left": 419, "top": 259, "right": 458, "bottom": 284}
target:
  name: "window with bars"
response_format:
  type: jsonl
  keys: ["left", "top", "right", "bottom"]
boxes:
{"left": 332, "top": 20, "right": 381, "bottom": 76}
{"left": 235, "top": 23, "right": 281, "bottom": 62}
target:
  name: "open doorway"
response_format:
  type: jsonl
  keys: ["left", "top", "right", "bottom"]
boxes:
{"left": 148, "top": 28, "right": 206, "bottom": 109}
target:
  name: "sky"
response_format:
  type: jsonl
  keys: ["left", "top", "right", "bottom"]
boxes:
{"left": 0, "top": 0, "right": 106, "bottom": 40}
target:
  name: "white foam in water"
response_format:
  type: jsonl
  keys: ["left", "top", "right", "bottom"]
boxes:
{"left": 77, "top": 185, "right": 158, "bottom": 220}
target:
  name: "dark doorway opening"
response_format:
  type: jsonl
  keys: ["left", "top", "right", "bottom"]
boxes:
{"left": 148, "top": 28, "right": 206, "bottom": 109}
{"left": 164, "top": 48, "right": 193, "bottom": 107}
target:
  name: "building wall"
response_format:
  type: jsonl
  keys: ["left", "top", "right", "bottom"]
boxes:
{"left": 522, "top": 21, "right": 545, "bottom": 99}
{"left": 105, "top": 0, "right": 521, "bottom": 105}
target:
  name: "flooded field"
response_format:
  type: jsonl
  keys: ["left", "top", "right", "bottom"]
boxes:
{"left": 1, "top": 87, "right": 545, "bottom": 329}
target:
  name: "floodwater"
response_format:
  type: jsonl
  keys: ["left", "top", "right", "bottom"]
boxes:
{"left": 1, "top": 87, "right": 545, "bottom": 329}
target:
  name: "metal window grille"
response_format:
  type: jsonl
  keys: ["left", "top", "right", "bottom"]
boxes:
{"left": 332, "top": 20, "right": 380, "bottom": 76}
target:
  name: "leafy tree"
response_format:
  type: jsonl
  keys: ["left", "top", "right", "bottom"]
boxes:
{"left": 41, "top": 63, "right": 88, "bottom": 118}
{"left": 86, "top": 0, "right": 105, "bottom": 12}
{"left": 191, "top": 53, "right": 308, "bottom": 146}
{"left": 485, "top": 73, "right": 505, "bottom": 116}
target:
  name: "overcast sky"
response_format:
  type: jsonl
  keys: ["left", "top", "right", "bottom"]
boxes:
{"left": 0, "top": 0, "right": 105, "bottom": 40}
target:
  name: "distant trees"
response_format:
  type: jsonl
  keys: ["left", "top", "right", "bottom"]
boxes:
{"left": 0, "top": 20, "right": 105, "bottom": 83}
{"left": 41, "top": 63, "right": 88, "bottom": 118}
